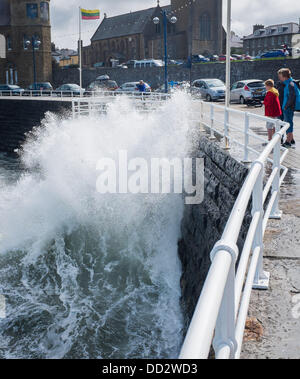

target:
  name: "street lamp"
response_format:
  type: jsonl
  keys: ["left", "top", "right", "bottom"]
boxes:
{"left": 25, "top": 37, "right": 41, "bottom": 87}
{"left": 153, "top": 12, "right": 177, "bottom": 93}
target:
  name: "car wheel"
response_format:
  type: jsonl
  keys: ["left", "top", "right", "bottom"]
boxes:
{"left": 206, "top": 94, "right": 212, "bottom": 102}
{"left": 240, "top": 96, "right": 246, "bottom": 105}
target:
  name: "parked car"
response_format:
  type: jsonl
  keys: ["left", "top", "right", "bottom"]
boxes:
{"left": 243, "top": 54, "right": 253, "bottom": 61}
{"left": 206, "top": 55, "right": 219, "bottom": 62}
{"left": 192, "top": 55, "right": 210, "bottom": 63}
{"left": 168, "top": 59, "right": 184, "bottom": 66}
{"left": 260, "top": 50, "right": 286, "bottom": 58}
{"left": 116, "top": 63, "right": 128, "bottom": 69}
{"left": 230, "top": 79, "right": 266, "bottom": 104}
{"left": 24, "top": 82, "right": 53, "bottom": 96}
{"left": 0, "top": 84, "right": 24, "bottom": 96}
{"left": 155, "top": 81, "right": 190, "bottom": 93}
{"left": 54, "top": 84, "right": 84, "bottom": 97}
{"left": 191, "top": 79, "right": 226, "bottom": 101}
{"left": 134, "top": 59, "right": 164, "bottom": 68}
{"left": 218, "top": 55, "right": 236, "bottom": 62}
{"left": 84, "top": 76, "right": 118, "bottom": 96}
{"left": 116, "top": 82, "right": 151, "bottom": 94}
{"left": 232, "top": 54, "right": 243, "bottom": 60}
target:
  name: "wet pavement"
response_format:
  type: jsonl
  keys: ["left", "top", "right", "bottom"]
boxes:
{"left": 227, "top": 105, "right": 300, "bottom": 359}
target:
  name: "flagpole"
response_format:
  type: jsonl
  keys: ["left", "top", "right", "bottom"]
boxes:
{"left": 79, "top": 6, "right": 82, "bottom": 94}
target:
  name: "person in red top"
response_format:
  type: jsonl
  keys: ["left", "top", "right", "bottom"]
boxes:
{"left": 263, "top": 79, "right": 282, "bottom": 141}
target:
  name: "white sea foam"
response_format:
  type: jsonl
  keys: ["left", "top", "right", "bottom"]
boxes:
{"left": 0, "top": 93, "right": 193, "bottom": 358}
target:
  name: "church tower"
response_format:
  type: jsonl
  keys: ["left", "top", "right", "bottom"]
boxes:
{"left": 171, "top": 0, "right": 224, "bottom": 57}
{"left": 0, "top": 0, "right": 52, "bottom": 86}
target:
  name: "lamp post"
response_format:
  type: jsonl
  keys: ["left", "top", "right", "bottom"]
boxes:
{"left": 25, "top": 37, "right": 41, "bottom": 87}
{"left": 153, "top": 12, "right": 177, "bottom": 93}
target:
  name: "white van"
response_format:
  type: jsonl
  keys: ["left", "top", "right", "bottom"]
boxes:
{"left": 134, "top": 59, "right": 164, "bottom": 68}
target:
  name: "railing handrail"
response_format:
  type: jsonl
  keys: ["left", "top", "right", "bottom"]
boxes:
{"left": 180, "top": 102, "right": 290, "bottom": 359}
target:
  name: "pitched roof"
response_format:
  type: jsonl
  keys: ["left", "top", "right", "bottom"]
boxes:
{"left": 91, "top": 6, "right": 171, "bottom": 42}
{"left": 244, "top": 22, "right": 300, "bottom": 40}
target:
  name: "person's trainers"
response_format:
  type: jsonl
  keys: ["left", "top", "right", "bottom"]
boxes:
{"left": 282, "top": 141, "right": 292, "bottom": 148}
{"left": 291, "top": 139, "right": 296, "bottom": 145}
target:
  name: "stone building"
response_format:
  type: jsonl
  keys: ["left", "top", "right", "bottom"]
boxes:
{"left": 0, "top": 0, "right": 52, "bottom": 87}
{"left": 243, "top": 22, "right": 300, "bottom": 57}
{"left": 82, "top": 0, "right": 224, "bottom": 68}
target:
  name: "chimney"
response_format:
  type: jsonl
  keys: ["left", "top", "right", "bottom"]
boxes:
{"left": 253, "top": 24, "right": 264, "bottom": 34}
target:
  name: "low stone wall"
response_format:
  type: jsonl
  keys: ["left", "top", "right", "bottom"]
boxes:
{"left": 178, "top": 136, "right": 250, "bottom": 329}
{"left": 53, "top": 58, "right": 300, "bottom": 89}
{"left": 0, "top": 99, "right": 72, "bottom": 153}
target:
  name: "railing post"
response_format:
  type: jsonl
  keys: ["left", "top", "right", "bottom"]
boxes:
{"left": 269, "top": 120, "right": 283, "bottom": 219}
{"left": 209, "top": 104, "right": 216, "bottom": 140}
{"left": 252, "top": 162, "right": 270, "bottom": 290}
{"left": 242, "top": 112, "right": 251, "bottom": 165}
{"left": 224, "top": 107, "right": 230, "bottom": 150}
{"left": 199, "top": 101, "right": 206, "bottom": 132}
{"left": 211, "top": 241, "right": 238, "bottom": 359}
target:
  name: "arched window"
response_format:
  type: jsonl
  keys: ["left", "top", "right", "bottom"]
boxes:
{"left": 200, "top": 13, "right": 211, "bottom": 41}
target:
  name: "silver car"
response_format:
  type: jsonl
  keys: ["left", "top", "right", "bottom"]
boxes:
{"left": 115, "top": 82, "right": 151, "bottom": 93}
{"left": 191, "top": 79, "right": 226, "bottom": 101}
{"left": 230, "top": 79, "right": 266, "bottom": 104}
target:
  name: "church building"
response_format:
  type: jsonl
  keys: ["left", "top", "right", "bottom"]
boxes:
{"left": 82, "top": 0, "right": 224, "bottom": 68}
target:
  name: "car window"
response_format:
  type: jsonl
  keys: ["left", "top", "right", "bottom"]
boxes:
{"left": 237, "top": 82, "right": 244, "bottom": 89}
{"left": 248, "top": 81, "right": 264, "bottom": 88}
{"left": 231, "top": 83, "right": 238, "bottom": 90}
{"left": 206, "top": 79, "right": 224, "bottom": 88}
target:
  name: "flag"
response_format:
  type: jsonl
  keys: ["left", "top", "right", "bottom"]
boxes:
{"left": 81, "top": 9, "right": 100, "bottom": 20}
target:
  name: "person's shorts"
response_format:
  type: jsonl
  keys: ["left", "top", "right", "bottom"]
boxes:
{"left": 283, "top": 108, "right": 294, "bottom": 134}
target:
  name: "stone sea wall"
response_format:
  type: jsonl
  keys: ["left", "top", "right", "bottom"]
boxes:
{"left": 178, "top": 135, "right": 250, "bottom": 328}
{"left": 0, "top": 99, "right": 72, "bottom": 153}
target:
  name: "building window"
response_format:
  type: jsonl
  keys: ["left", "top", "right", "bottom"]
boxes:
{"left": 40, "top": 2, "right": 49, "bottom": 22}
{"left": 26, "top": 4, "right": 38, "bottom": 19}
{"left": 23, "top": 35, "right": 30, "bottom": 49}
{"left": 155, "top": 23, "right": 161, "bottom": 34}
{"left": 200, "top": 13, "right": 211, "bottom": 41}
{"left": 6, "top": 35, "right": 12, "bottom": 50}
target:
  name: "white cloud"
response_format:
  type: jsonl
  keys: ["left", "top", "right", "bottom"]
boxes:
{"left": 51, "top": 0, "right": 300, "bottom": 49}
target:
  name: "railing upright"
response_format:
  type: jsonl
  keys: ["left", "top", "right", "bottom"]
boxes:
{"left": 243, "top": 112, "right": 251, "bottom": 164}
{"left": 270, "top": 120, "right": 283, "bottom": 220}
{"left": 224, "top": 107, "right": 230, "bottom": 150}
{"left": 252, "top": 162, "right": 269, "bottom": 290}
{"left": 209, "top": 104, "right": 215, "bottom": 140}
{"left": 212, "top": 244, "right": 238, "bottom": 359}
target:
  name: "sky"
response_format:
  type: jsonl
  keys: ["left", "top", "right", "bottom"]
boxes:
{"left": 51, "top": 0, "right": 300, "bottom": 50}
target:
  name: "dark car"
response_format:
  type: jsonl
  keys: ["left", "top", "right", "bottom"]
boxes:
{"left": 0, "top": 84, "right": 24, "bottom": 96}
{"left": 192, "top": 55, "right": 210, "bottom": 63}
{"left": 84, "top": 77, "right": 118, "bottom": 96}
{"left": 206, "top": 55, "right": 219, "bottom": 62}
{"left": 24, "top": 82, "right": 53, "bottom": 96}
{"left": 260, "top": 50, "right": 286, "bottom": 58}
{"left": 54, "top": 84, "right": 84, "bottom": 97}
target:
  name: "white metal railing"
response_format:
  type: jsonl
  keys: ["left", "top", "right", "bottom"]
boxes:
{"left": 72, "top": 92, "right": 170, "bottom": 119}
{"left": 180, "top": 101, "right": 290, "bottom": 359}
{"left": 0, "top": 89, "right": 170, "bottom": 101}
